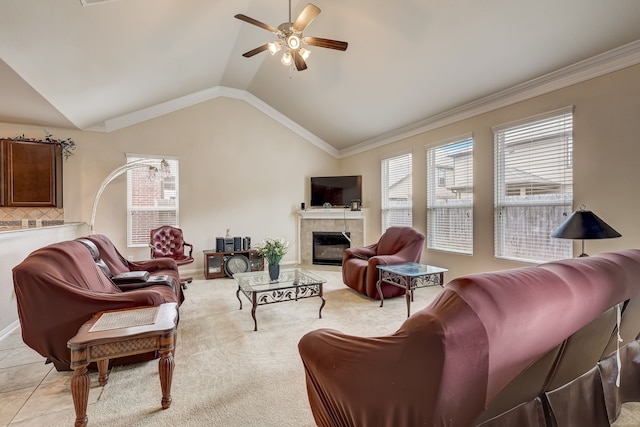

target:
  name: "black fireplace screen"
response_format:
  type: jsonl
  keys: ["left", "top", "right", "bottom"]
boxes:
{"left": 313, "top": 232, "right": 351, "bottom": 266}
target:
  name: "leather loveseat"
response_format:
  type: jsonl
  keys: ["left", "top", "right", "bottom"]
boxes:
{"left": 299, "top": 249, "right": 640, "bottom": 426}
{"left": 13, "top": 239, "right": 183, "bottom": 371}
{"left": 83, "top": 233, "right": 183, "bottom": 300}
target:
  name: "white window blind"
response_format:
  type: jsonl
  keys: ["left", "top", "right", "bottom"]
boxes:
{"left": 494, "top": 108, "right": 573, "bottom": 263}
{"left": 127, "top": 155, "right": 179, "bottom": 247}
{"left": 381, "top": 153, "right": 412, "bottom": 230}
{"left": 426, "top": 136, "right": 473, "bottom": 254}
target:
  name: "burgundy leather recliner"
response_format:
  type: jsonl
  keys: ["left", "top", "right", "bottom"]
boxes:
{"left": 341, "top": 226, "right": 425, "bottom": 299}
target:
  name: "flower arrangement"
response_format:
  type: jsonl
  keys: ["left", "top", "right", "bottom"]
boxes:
{"left": 4, "top": 131, "right": 76, "bottom": 161}
{"left": 256, "top": 237, "right": 289, "bottom": 265}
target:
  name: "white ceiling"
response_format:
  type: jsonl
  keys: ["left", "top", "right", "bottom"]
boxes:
{"left": 1, "top": 0, "right": 640, "bottom": 154}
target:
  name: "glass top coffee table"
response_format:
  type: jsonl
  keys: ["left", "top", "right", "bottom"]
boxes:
{"left": 234, "top": 268, "right": 326, "bottom": 331}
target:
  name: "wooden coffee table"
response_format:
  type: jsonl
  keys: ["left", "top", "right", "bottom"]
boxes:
{"left": 234, "top": 268, "right": 326, "bottom": 331}
{"left": 67, "top": 303, "right": 178, "bottom": 427}
{"left": 376, "top": 263, "right": 447, "bottom": 317}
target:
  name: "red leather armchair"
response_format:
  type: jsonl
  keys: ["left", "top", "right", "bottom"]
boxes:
{"left": 150, "top": 226, "right": 193, "bottom": 265}
{"left": 150, "top": 225, "right": 194, "bottom": 288}
{"left": 342, "top": 226, "right": 425, "bottom": 299}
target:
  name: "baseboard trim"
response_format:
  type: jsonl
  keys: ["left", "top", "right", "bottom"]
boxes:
{"left": 0, "top": 320, "right": 20, "bottom": 342}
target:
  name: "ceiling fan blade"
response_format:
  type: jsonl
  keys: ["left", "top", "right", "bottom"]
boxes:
{"left": 242, "top": 44, "right": 270, "bottom": 58}
{"left": 292, "top": 3, "right": 321, "bottom": 33}
{"left": 292, "top": 49, "right": 308, "bottom": 71}
{"left": 234, "top": 14, "right": 280, "bottom": 34}
{"left": 303, "top": 36, "right": 348, "bottom": 51}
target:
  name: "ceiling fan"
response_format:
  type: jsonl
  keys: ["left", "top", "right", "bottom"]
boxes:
{"left": 234, "top": 1, "right": 348, "bottom": 71}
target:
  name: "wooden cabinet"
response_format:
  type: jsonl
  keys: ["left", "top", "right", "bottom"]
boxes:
{"left": 1, "top": 139, "right": 63, "bottom": 207}
{"left": 203, "top": 250, "right": 264, "bottom": 279}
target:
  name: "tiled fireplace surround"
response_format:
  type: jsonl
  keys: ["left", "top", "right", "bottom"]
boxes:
{"left": 298, "top": 209, "right": 366, "bottom": 265}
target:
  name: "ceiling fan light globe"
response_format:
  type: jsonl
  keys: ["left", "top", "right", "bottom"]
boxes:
{"left": 287, "top": 34, "right": 301, "bottom": 49}
{"left": 299, "top": 48, "right": 310, "bottom": 60}
{"left": 268, "top": 42, "right": 281, "bottom": 55}
{"left": 281, "top": 51, "right": 292, "bottom": 65}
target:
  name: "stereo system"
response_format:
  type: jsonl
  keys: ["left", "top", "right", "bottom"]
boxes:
{"left": 215, "top": 236, "right": 252, "bottom": 252}
{"left": 203, "top": 248, "right": 264, "bottom": 279}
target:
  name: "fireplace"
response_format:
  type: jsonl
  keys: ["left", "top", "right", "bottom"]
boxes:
{"left": 298, "top": 208, "right": 365, "bottom": 265}
{"left": 313, "top": 232, "right": 351, "bottom": 266}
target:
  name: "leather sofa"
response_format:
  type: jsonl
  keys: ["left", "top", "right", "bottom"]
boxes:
{"left": 342, "top": 226, "right": 425, "bottom": 299}
{"left": 83, "top": 233, "right": 183, "bottom": 300}
{"left": 13, "top": 239, "right": 183, "bottom": 371}
{"left": 299, "top": 249, "right": 640, "bottom": 426}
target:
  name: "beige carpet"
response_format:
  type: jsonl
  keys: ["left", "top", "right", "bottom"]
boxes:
{"left": 61, "top": 269, "right": 443, "bottom": 426}
{"left": 59, "top": 269, "right": 640, "bottom": 426}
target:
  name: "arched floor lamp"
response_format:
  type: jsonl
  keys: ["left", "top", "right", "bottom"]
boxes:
{"left": 90, "top": 159, "right": 171, "bottom": 233}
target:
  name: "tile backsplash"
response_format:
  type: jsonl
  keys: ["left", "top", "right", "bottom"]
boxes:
{"left": 0, "top": 207, "right": 64, "bottom": 227}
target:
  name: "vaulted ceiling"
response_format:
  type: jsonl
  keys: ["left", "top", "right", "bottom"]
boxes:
{"left": 1, "top": 0, "right": 639, "bottom": 156}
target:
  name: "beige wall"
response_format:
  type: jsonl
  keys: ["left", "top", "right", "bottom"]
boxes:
{"left": 341, "top": 64, "right": 640, "bottom": 280}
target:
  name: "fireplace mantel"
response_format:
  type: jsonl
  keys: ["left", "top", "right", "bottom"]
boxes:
{"left": 297, "top": 209, "right": 367, "bottom": 265}
{"left": 298, "top": 208, "right": 366, "bottom": 220}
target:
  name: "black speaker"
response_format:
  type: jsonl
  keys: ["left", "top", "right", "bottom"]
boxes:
{"left": 216, "top": 237, "right": 224, "bottom": 252}
{"left": 243, "top": 237, "right": 251, "bottom": 250}
{"left": 233, "top": 237, "right": 242, "bottom": 251}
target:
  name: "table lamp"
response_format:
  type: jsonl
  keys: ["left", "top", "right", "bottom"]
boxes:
{"left": 551, "top": 204, "right": 621, "bottom": 257}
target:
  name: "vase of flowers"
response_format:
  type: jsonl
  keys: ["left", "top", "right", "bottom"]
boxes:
{"left": 256, "top": 237, "right": 289, "bottom": 282}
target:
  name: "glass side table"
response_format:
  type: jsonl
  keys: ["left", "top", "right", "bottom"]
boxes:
{"left": 376, "top": 262, "right": 447, "bottom": 317}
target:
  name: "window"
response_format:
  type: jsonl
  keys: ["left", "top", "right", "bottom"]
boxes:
{"left": 381, "top": 153, "right": 412, "bottom": 230}
{"left": 127, "top": 155, "right": 180, "bottom": 247}
{"left": 494, "top": 108, "right": 573, "bottom": 263}
{"left": 426, "top": 136, "right": 473, "bottom": 254}
{"left": 438, "top": 169, "right": 446, "bottom": 187}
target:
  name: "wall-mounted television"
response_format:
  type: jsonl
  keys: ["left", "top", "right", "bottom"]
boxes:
{"left": 310, "top": 175, "right": 362, "bottom": 208}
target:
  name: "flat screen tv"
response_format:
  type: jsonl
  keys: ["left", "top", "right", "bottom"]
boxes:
{"left": 310, "top": 175, "right": 362, "bottom": 208}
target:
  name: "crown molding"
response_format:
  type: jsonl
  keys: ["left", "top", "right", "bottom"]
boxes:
{"left": 338, "top": 39, "right": 640, "bottom": 158}
{"left": 84, "top": 86, "right": 225, "bottom": 132}
{"left": 82, "top": 39, "right": 640, "bottom": 160}
{"left": 83, "top": 86, "right": 338, "bottom": 157}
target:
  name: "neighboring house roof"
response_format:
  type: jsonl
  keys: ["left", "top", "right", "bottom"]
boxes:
{"left": 504, "top": 168, "right": 556, "bottom": 186}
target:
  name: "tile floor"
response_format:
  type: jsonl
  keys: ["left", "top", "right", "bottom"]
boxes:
{"left": 0, "top": 327, "right": 103, "bottom": 427}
